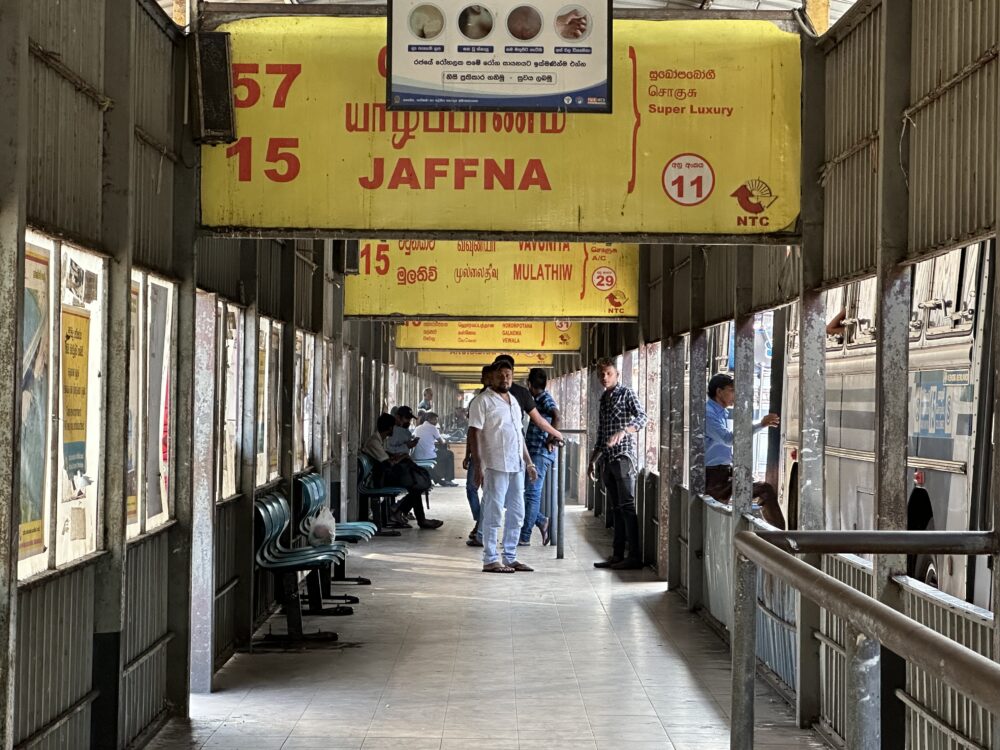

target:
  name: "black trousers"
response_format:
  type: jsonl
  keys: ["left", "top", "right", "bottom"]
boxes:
{"left": 601, "top": 456, "right": 640, "bottom": 560}
{"left": 432, "top": 446, "right": 455, "bottom": 483}
{"left": 382, "top": 462, "right": 428, "bottom": 523}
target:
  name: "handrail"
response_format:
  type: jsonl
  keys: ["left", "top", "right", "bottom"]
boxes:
{"left": 730, "top": 530, "right": 1000, "bottom": 748}
{"left": 754, "top": 529, "right": 998, "bottom": 555}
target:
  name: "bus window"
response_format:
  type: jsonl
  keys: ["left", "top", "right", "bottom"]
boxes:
{"left": 824, "top": 286, "right": 846, "bottom": 350}
{"left": 786, "top": 302, "right": 799, "bottom": 356}
{"left": 910, "top": 258, "right": 933, "bottom": 340}
{"left": 953, "top": 242, "right": 982, "bottom": 333}
{"left": 848, "top": 276, "right": 877, "bottom": 347}
{"left": 924, "top": 248, "right": 962, "bottom": 335}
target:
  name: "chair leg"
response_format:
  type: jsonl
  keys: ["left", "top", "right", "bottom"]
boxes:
{"left": 374, "top": 497, "right": 401, "bottom": 537}
{"left": 333, "top": 558, "right": 372, "bottom": 586}
{"left": 280, "top": 572, "right": 304, "bottom": 639}
{"left": 306, "top": 568, "right": 354, "bottom": 616}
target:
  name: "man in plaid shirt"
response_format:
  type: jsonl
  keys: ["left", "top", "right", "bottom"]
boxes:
{"left": 519, "top": 368, "right": 560, "bottom": 546}
{"left": 588, "top": 357, "right": 647, "bottom": 570}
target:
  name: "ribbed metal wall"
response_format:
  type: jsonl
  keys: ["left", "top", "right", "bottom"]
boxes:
{"left": 197, "top": 237, "right": 244, "bottom": 301}
{"left": 214, "top": 501, "right": 240, "bottom": 666}
{"left": 751, "top": 245, "right": 800, "bottom": 312}
{"left": 644, "top": 247, "right": 663, "bottom": 343}
{"left": 908, "top": 0, "right": 999, "bottom": 258}
{"left": 258, "top": 241, "right": 283, "bottom": 319}
{"left": 14, "top": 567, "right": 96, "bottom": 749}
{"left": 703, "top": 246, "right": 735, "bottom": 325}
{"left": 294, "top": 242, "right": 316, "bottom": 330}
{"left": 670, "top": 248, "right": 691, "bottom": 336}
{"left": 132, "top": 4, "right": 177, "bottom": 274}
{"left": 26, "top": 0, "right": 106, "bottom": 246}
{"left": 822, "top": 3, "right": 881, "bottom": 285}
{"left": 120, "top": 531, "right": 171, "bottom": 747}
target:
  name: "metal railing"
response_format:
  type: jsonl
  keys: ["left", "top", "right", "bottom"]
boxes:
{"left": 729, "top": 528, "right": 1000, "bottom": 750}
{"left": 540, "top": 428, "right": 587, "bottom": 560}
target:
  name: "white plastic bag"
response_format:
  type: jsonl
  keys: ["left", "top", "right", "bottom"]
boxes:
{"left": 307, "top": 507, "right": 337, "bottom": 546}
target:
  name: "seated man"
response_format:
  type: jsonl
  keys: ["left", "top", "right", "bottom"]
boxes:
{"left": 362, "top": 413, "right": 443, "bottom": 529}
{"left": 387, "top": 405, "right": 419, "bottom": 455}
{"left": 704, "top": 373, "right": 786, "bottom": 529}
{"left": 413, "top": 412, "right": 458, "bottom": 486}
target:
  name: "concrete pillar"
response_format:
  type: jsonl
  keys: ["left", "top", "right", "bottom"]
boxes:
{"left": 872, "top": 2, "right": 912, "bottom": 746}
{"left": 0, "top": 1, "right": 27, "bottom": 745}
{"left": 280, "top": 244, "right": 296, "bottom": 506}
{"left": 657, "top": 245, "right": 674, "bottom": 582}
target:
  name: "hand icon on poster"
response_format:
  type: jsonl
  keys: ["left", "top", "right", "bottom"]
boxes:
{"left": 555, "top": 7, "right": 589, "bottom": 40}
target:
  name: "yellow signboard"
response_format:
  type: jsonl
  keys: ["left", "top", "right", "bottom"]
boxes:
{"left": 458, "top": 383, "right": 482, "bottom": 391}
{"left": 418, "top": 351, "right": 553, "bottom": 366}
{"left": 433, "top": 366, "right": 535, "bottom": 376}
{"left": 346, "top": 240, "right": 637, "bottom": 318}
{"left": 201, "top": 16, "right": 800, "bottom": 237}
{"left": 397, "top": 320, "right": 581, "bottom": 351}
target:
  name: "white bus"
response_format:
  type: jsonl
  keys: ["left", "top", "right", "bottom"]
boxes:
{"left": 782, "top": 241, "right": 992, "bottom": 606}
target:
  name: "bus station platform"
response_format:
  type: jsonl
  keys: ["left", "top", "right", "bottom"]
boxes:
{"left": 147, "top": 491, "right": 824, "bottom": 750}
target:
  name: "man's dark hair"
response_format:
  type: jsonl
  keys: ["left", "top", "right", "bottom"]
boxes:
{"left": 596, "top": 357, "right": 616, "bottom": 370}
{"left": 528, "top": 368, "right": 547, "bottom": 389}
{"left": 376, "top": 413, "right": 396, "bottom": 433}
{"left": 425, "top": 411, "right": 438, "bottom": 420}
{"left": 481, "top": 365, "right": 492, "bottom": 378}
{"left": 494, "top": 354, "right": 515, "bottom": 368}
{"left": 708, "top": 373, "right": 734, "bottom": 399}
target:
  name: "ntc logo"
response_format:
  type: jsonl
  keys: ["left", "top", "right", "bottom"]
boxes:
{"left": 731, "top": 179, "right": 778, "bottom": 226}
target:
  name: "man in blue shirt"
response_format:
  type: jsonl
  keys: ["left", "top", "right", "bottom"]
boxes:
{"left": 519, "top": 368, "right": 559, "bottom": 546}
{"left": 588, "top": 357, "right": 648, "bottom": 570}
{"left": 705, "top": 373, "right": 786, "bottom": 529}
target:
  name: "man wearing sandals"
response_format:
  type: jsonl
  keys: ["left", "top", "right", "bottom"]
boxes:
{"left": 469, "top": 361, "right": 538, "bottom": 573}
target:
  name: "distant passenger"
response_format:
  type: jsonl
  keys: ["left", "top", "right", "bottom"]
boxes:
{"left": 469, "top": 361, "right": 536, "bottom": 573}
{"left": 464, "top": 365, "right": 494, "bottom": 546}
{"left": 704, "top": 373, "right": 786, "bottom": 530}
{"left": 387, "top": 405, "right": 419, "bottom": 454}
{"left": 588, "top": 357, "right": 647, "bottom": 570}
{"left": 363, "top": 413, "right": 443, "bottom": 530}
{"left": 519, "top": 368, "right": 558, "bottom": 547}
{"left": 413, "top": 412, "right": 458, "bottom": 486}
{"left": 417, "top": 388, "right": 434, "bottom": 418}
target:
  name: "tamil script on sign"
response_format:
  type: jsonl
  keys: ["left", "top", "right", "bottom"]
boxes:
{"left": 345, "top": 240, "right": 637, "bottom": 319}
{"left": 396, "top": 319, "right": 582, "bottom": 350}
{"left": 201, "top": 16, "right": 800, "bottom": 236}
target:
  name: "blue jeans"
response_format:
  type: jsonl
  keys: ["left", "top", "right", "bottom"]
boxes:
{"left": 481, "top": 469, "right": 525, "bottom": 565}
{"left": 520, "top": 454, "right": 552, "bottom": 543}
{"left": 465, "top": 457, "right": 481, "bottom": 524}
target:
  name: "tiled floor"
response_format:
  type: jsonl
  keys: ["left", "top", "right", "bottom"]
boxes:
{"left": 147, "top": 489, "right": 826, "bottom": 750}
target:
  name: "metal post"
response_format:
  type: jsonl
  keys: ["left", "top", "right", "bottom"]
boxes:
{"left": 730, "top": 248, "right": 757, "bottom": 750}
{"left": 687, "top": 248, "right": 707, "bottom": 611}
{"left": 797, "top": 29, "right": 827, "bottom": 730}
{"left": 658, "top": 246, "right": 675, "bottom": 581}
{"left": 189, "top": 292, "right": 218, "bottom": 694}
{"left": 843, "top": 626, "right": 881, "bottom": 750}
{"left": 556, "top": 443, "right": 566, "bottom": 560}
{"left": 311, "top": 242, "right": 327, "bottom": 473}
{"left": 165, "top": 27, "right": 200, "bottom": 714}
{"left": 90, "top": 0, "right": 135, "bottom": 742}
{"left": 234, "top": 240, "right": 259, "bottom": 650}
{"left": 0, "top": 1, "right": 26, "bottom": 744}
{"left": 667, "top": 332, "right": 685, "bottom": 591}
{"left": 990, "top": 151, "right": 1000, "bottom": 748}
{"left": 873, "top": 3, "right": 912, "bottom": 745}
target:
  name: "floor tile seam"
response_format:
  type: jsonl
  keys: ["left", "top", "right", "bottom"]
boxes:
{"left": 363, "top": 619, "right": 412, "bottom": 739}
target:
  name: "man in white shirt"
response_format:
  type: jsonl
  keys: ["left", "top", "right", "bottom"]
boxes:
{"left": 468, "top": 361, "right": 538, "bottom": 573}
{"left": 413, "top": 413, "right": 457, "bottom": 486}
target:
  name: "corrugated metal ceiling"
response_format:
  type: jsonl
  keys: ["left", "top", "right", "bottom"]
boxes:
{"left": 159, "top": 0, "right": 857, "bottom": 23}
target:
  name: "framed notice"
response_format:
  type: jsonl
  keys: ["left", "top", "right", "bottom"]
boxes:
{"left": 387, "top": 0, "right": 611, "bottom": 112}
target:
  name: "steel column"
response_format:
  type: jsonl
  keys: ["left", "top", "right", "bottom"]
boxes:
{"left": 234, "top": 240, "right": 259, "bottom": 650}
{"left": 279, "top": 242, "right": 296, "bottom": 504}
{"left": 666, "top": 334, "right": 685, "bottom": 591}
{"left": 873, "top": 3, "right": 913, "bottom": 746}
{"left": 0, "top": 1, "right": 27, "bottom": 745}
{"left": 91, "top": 0, "right": 136, "bottom": 742}
{"left": 730, "top": 248, "right": 757, "bottom": 750}
{"left": 991, "top": 145, "right": 1000, "bottom": 749}
{"left": 686, "top": 248, "right": 707, "bottom": 611}
{"left": 844, "top": 623, "right": 880, "bottom": 750}
{"left": 796, "top": 31, "right": 827, "bottom": 732}
{"left": 657, "top": 246, "right": 674, "bottom": 581}
{"left": 165, "top": 28, "right": 200, "bottom": 715}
